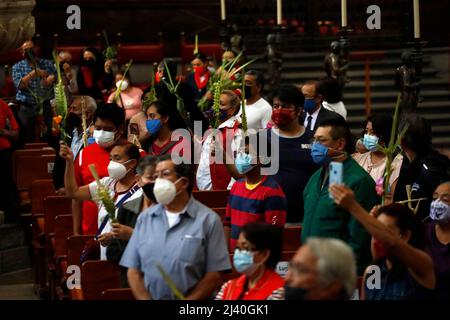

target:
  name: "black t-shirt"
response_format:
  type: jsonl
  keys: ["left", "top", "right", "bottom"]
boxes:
{"left": 394, "top": 151, "right": 450, "bottom": 220}
{"left": 264, "top": 128, "right": 318, "bottom": 223}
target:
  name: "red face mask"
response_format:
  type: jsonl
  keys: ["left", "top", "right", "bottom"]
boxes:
{"left": 372, "top": 238, "right": 388, "bottom": 261}
{"left": 193, "top": 65, "right": 206, "bottom": 75}
{"left": 271, "top": 108, "right": 297, "bottom": 127}
{"left": 155, "top": 71, "right": 163, "bottom": 83}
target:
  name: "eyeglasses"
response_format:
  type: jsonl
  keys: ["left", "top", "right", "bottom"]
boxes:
{"left": 151, "top": 169, "right": 177, "bottom": 180}
{"left": 310, "top": 137, "right": 333, "bottom": 144}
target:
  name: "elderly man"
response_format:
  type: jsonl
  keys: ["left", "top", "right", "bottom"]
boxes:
{"left": 52, "top": 95, "right": 97, "bottom": 194}
{"left": 12, "top": 40, "right": 56, "bottom": 142}
{"left": 58, "top": 51, "right": 79, "bottom": 95}
{"left": 120, "top": 155, "right": 231, "bottom": 300}
{"left": 284, "top": 237, "right": 357, "bottom": 300}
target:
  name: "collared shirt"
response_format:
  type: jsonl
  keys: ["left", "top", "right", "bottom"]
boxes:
{"left": 88, "top": 177, "right": 142, "bottom": 260}
{"left": 302, "top": 157, "right": 379, "bottom": 273}
{"left": 303, "top": 105, "right": 321, "bottom": 131}
{"left": 120, "top": 197, "right": 231, "bottom": 300}
{"left": 12, "top": 58, "right": 56, "bottom": 106}
{"left": 70, "top": 127, "right": 89, "bottom": 160}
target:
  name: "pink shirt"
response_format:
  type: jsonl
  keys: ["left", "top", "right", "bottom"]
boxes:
{"left": 108, "top": 86, "right": 143, "bottom": 120}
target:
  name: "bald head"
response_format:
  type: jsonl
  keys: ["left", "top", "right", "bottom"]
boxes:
{"left": 58, "top": 51, "right": 73, "bottom": 64}
{"left": 20, "top": 40, "right": 34, "bottom": 51}
{"left": 20, "top": 40, "right": 37, "bottom": 60}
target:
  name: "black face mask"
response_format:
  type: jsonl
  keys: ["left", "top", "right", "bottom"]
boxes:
{"left": 284, "top": 285, "right": 308, "bottom": 300}
{"left": 142, "top": 182, "right": 156, "bottom": 202}
{"left": 83, "top": 59, "right": 96, "bottom": 69}
{"left": 245, "top": 85, "right": 253, "bottom": 99}
{"left": 65, "top": 112, "right": 82, "bottom": 129}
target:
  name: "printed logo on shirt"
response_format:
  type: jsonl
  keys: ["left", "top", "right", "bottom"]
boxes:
{"left": 412, "top": 182, "right": 421, "bottom": 192}
{"left": 271, "top": 216, "right": 278, "bottom": 225}
{"left": 301, "top": 144, "right": 312, "bottom": 149}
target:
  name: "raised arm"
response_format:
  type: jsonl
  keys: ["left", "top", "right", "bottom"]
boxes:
{"left": 59, "top": 142, "right": 91, "bottom": 201}
{"left": 330, "top": 184, "right": 435, "bottom": 290}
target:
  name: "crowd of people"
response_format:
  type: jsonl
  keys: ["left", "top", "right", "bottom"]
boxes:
{"left": 1, "top": 39, "right": 450, "bottom": 300}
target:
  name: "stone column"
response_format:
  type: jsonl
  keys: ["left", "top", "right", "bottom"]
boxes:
{"left": 0, "top": 0, "right": 36, "bottom": 52}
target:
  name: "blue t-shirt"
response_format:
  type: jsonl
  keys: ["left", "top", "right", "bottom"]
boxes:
{"left": 263, "top": 128, "right": 318, "bottom": 223}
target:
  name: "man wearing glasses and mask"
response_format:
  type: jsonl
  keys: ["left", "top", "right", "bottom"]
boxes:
{"left": 120, "top": 155, "right": 231, "bottom": 300}
{"left": 302, "top": 118, "right": 378, "bottom": 274}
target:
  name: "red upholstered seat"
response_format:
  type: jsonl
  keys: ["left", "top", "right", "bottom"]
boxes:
{"left": 117, "top": 44, "right": 165, "bottom": 64}
{"left": 180, "top": 43, "right": 223, "bottom": 64}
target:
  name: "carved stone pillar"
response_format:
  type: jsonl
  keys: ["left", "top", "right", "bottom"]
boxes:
{"left": 0, "top": 0, "right": 36, "bottom": 53}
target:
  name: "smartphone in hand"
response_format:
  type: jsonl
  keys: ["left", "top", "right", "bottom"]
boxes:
{"left": 329, "top": 161, "right": 343, "bottom": 199}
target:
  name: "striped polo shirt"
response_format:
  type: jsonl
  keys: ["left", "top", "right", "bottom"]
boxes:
{"left": 225, "top": 176, "right": 287, "bottom": 250}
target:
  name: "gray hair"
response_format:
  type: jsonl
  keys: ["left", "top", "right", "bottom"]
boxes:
{"left": 72, "top": 95, "right": 97, "bottom": 113}
{"left": 306, "top": 237, "right": 357, "bottom": 298}
{"left": 136, "top": 155, "right": 158, "bottom": 176}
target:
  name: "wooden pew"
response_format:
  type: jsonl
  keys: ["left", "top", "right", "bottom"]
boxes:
{"left": 282, "top": 226, "right": 302, "bottom": 252}
{"left": 29, "top": 179, "right": 55, "bottom": 296}
{"left": 81, "top": 260, "right": 121, "bottom": 300}
{"left": 24, "top": 142, "right": 49, "bottom": 149}
{"left": 30, "top": 179, "right": 55, "bottom": 216}
{"left": 50, "top": 214, "right": 73, "bottom": 300}
{"left": 59, "top": 235, "right": 96, "bottom": 300}
{"left": 13, "top": 149, "right": 56, "bottom": 203}
{"left": 53, "top": 215, "right": 74, "bottom": 258}
{"left": 43, "top": 196, "right": 72, "bottom": 237}
{"left": 43, "top": 197, "right": 72, "bottom": 291}
{"left": 193, "top": 190, "right": 229, "bottom": 208}
{"left": 101, "top": 288, "right": 135, "bottom": 300}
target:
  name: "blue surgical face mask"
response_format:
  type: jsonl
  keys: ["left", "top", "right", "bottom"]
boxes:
{"left": 363, "top": 134, "right": 379, "bottom": 152}
{"left": 430, "top": 199, "right": 450, "bottom": 225}
{"left": 303, "top": 99, "right": 317, "bottom": 113}
{"left": 146, "top": 119, "right": 163, "bottom": 135}
{"left": 87, "top": 137, "right": 95, "bottom": 145}
{"left": 310, "top": 142, "right": 331, "bottom": 166}
{"left": 235, "top": 152, "right": 255, "bottom": 174}
{"left": 233, "top": 249, "right": 254, "bottom": 273}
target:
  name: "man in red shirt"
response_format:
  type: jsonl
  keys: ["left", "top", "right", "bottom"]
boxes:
{"left": 73, "top": 103, "right": 128, "bottom": 235}
{"left": 0, "top": 99, "right": 20, "bottom": 222}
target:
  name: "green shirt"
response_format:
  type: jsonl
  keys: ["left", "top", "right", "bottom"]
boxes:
{"left": 302, "top": 157, "right": 379, "bottom": 273}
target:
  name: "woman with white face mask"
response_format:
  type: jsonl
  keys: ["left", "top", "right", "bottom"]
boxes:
{"left": 352, "top": 113, "right": 403, "bottom": 203}
{"left": 424, "top": 181, "right": 450, "bottom": 300}
{"left": 107, "top": 69, "right": 143, "bottom": 121}
{"left": 215, "top": 223, "right": 285, "bottom": 300}
{"left": 60, "top": 142, "right": 142, "bottom": 260}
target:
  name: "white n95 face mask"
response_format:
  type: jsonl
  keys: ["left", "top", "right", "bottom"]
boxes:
{"left": 93, "top": 130, "right": 116, "bottom": 148}
{"left": 153, "top": 178, "right": 183, "bottom": 205}
{"left": 107, "top": 160, "right": 131, "bottom": 180}
{"left": 116, "top": 80, "right": 129, "bottom": 91}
